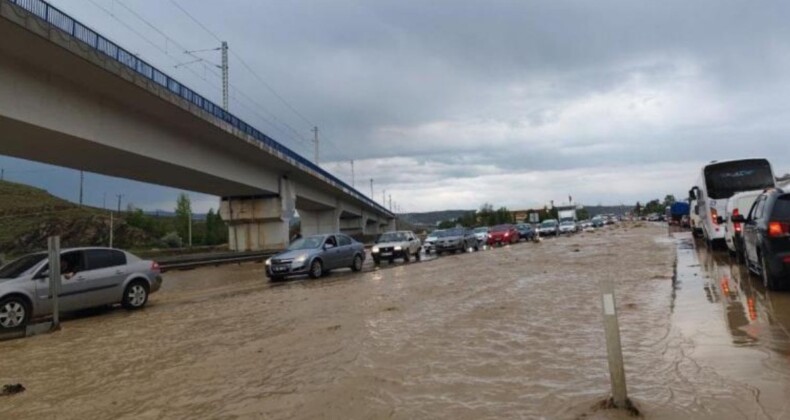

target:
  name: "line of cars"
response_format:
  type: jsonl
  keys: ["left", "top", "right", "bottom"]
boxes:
{"left": 688, "top": 158, "right": 789, "bottom": 290}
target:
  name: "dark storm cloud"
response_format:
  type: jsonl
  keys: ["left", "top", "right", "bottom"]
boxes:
{"left": 10, "top": 0, "right": 790, "bottom": 211}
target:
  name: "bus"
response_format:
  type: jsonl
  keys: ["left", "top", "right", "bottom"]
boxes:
{"left": 689, "top": 159, "right": 776, "bottom": 246}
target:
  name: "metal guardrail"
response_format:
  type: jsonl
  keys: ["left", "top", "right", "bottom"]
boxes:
{"left": 158, "top": 251, "right": 275, "bottom": 272}
{"left": 7, "top": 0, "right": 393, "bottom": 218}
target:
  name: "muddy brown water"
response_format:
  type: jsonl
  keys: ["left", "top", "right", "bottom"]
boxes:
{"left": 1, "top": 224, "right": 789, "bottom": 419}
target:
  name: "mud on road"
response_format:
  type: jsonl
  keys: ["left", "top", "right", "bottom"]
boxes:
{"left": 1, "top": 224, "right": 789, "bottom": 419}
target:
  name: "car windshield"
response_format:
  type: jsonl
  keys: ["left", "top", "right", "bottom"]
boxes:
{"left": 491, "top": 225, "right": 511, "bottom": 232}
{"left": 378, "top": 232, "right": 407, "bottom": 242}
{"left": 427, "top": 230, "right": 444, "bottom": 238}
{"left": 541, "top": 220, "right": 558, "bottom": 227}
{"left": 441, "top": 228, "right": 465, "bottom": 237}
{"left": 561, "top": 222, "right": 575, "bottom": 226}
{"left": 287, "top": 236, "right": 325, "bottom": 250}
{"left": 473, "top": 227, "right": 488, "bottom": 233}
{"left": 0, "top": 252, "right": 47, "bottom": 278}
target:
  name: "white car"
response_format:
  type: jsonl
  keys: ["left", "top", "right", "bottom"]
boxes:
{"left": 472, "top": 227, "right": 489, "bottom": 245}
{"left": 724, "top": 190, "right": 762, "bottom": 258}
{"left": 371, "top": 231, "right": 422, "bottom": 265}
{"left": 559, "top": 221, "right": 577, "bottom": 234}
{"left": 423, "top": 230, "right": 444, "bottom": 255}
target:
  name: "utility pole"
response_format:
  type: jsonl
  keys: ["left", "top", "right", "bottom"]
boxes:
{"left": 116, "top": 194, "right": 124, "bottom": 214}
{"left": 109, "top": 211, "right": 114, "bottom": 248}
{"left": 1, "top": 168, "right": 4, "bottom": 181}
{"left": 312, "top": 126, "right": 319, "bottom": 164}
{"left": 79, "top": 171, "right": 84, "bottom": 207}
{"left": 370, "top": 178, "right": 374, "bottom": 198}
{"left": 350, "top": 160, "right": 355, "bottom": 187}
{"left": 180, "top": 43, "right": 229, "bottom": 111}
{"left": 188, "top": 208, "right": 193, "bottom": 247}
{"left": 221, "top": 41, "right": 228, "bottom": 111}
{"left": 389, "top": 195, "right": 392, "bottom": 211}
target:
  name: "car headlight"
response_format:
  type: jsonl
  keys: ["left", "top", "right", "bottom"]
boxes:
{"left": 294, "top": 255, "right": 307, "bottom": 263}
{"left": 265, "top": 258, "right": 272, "bottom": 266}
{"left": 394, "top": 246, "right": 402, "bottom": 251}
{"left": 372, "top": 246, "right": 379, "bottom": 253}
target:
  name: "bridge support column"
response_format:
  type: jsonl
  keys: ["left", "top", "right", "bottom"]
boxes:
{"left": 220, "top": 196, "right": 289, "bottom": 251}
{"left": 220, "top": 177, "right": 296, "bottom": 252}
{"left": 299, "top": 208, "right": 340, "bottom": 236}
{"left": 364, "top": 218, "right": 379, "bottom": 236}
{"left": 340, "top": 216, "right": 364, "bottom": 236}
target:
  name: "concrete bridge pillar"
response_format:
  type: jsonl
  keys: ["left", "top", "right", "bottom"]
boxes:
{"left": 340, "top": 215, "right": 364, "bottom": 236}
{"left": 219, "top": 178, "right": 296, "bottom": 251}
{"left": 299, "top": 208, "right": 340, "bottom": 236}
{"left": 364, "top": 218, "right": 380, "bottom": 236}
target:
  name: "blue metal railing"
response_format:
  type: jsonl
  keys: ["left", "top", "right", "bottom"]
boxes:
{"left": 7, "top": 0, "right": 392, "bottom": 217}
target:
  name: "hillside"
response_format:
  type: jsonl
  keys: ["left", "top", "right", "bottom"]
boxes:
{"left": 399, "top": 209, "right": 474, "bottom": 226}
{"left": 0, "top": 180, "right": 155, "bottom": 258}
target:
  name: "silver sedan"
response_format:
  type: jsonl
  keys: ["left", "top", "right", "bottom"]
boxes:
{"left": 0, "top": 247, "right": 163, "bottom": 330}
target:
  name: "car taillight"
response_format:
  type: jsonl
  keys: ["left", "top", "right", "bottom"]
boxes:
{"left": 711, "top": 208, "right": 719, "bottom": 225}
{"left": 733, "top": 208, "right": 741, "bottom": 233}
{"left": 151, "top": 261, "right": 161, "bottom": 272}
{"left": 768, "top": 221, "right": 790, "bottom": 238}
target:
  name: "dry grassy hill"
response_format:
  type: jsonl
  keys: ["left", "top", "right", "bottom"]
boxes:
{"left": 0, "top": 180, "right": 154, "bottom": 258}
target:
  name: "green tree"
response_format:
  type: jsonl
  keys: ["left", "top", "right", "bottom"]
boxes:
{"left": 663, "top": 194, "right": 676, "bottom": 208}
{"left": 175, "top": 193, "right": 192, "bottom": 246}
{"left": 577, "top": 208, "right": 590, "bottom": 220}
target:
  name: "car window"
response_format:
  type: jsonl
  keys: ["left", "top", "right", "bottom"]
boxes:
{"left": 771, "top": 194, "right": 790, "bottom": 219}
{"left": 0, "top": 253, "right": 47, "bottom": 278}
{"left": 337, "top": 235, "right": 352, "bottom": 246}
{"left": 753, "top": 197, "right": 766, "bottom": 220}
{"left": 325, "top": 236, "right": 337, "bottom": 247}
{"left": 85, "top": 249, "right": 127, "bottom": 270}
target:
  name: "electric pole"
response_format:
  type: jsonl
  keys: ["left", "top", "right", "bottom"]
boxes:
{"left": 221, "top": 41, "right": 228, "bottom": 111}
{"left": 350, "top": 160, "right": 355, "bottom": 187}
{"left": 79, "top": 170, "right": 84, "bottom": 207}
{"left": 389, "top": 194, "right": 392, "bottom": 211}
{"left": 116, "top": 194, "right": 124, "bottom": 214}
{"left": 1, "top": 168, "right": 4, "bottom": 181}
{"left": 180, "top": 43, "right": 229, "bottom": 111}
{"left": 312, "top": 126, "right": 319, "bottom": 164}
{"left": 370, "top": 178, "right": 374, "bottom": 198}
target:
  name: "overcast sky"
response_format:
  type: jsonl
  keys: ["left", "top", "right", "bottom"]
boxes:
{"left": 3, "top": 0, "right": 790, "bottom": 213}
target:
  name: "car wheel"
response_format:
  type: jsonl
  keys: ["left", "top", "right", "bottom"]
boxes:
{"left": 474, "top": 243, "right": 480, "bottom": 251}
{"left": 0, "top": 296, "right": 30, "bottom": 330}
{"left": 761, "top": 253, "right": 775, "bottom": 290}
{"left": 403, "top": 251, "right": 411, "bottom": 262}
{"left": 351, "top": 254, "right": 363, "bottom": 272}
{"left": 309, "top": 259, "right": 323, "bottom": 279}
{"left": 122, "top": 280, "right": 149, "bottom": 310}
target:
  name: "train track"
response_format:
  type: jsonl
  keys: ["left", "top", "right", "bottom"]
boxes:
{"left": 158, "top": 251, "right": 276, "bottom": 272}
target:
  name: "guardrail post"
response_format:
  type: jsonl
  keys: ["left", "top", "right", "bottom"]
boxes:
{"left": 47, "top": 236, "right": 61, "bottom": 330}
{"left": 600, "top": 279, "right": 628, "bottom": 408}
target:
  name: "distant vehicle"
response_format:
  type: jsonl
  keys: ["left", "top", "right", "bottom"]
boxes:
{"left": 537, "top": 219, "right": 559, "bottom": 236}
{"left": 670, "top": 202, "right": 690, "bottom": 225}
{"left": 488, "top": 224, "right": 519, "bottom": 246}
{"left": 579, "top": 220, "right": 593, "bottom": 229}
{"left": 557, "top": 208, "right": 577, "bottom": 223}
{"left": 559, "top": 220, "right": 577, "bottom": 234}
{"left": 435, "top": 228, "right": 478, "bottom": 254}
{"left": 690, "top": 158, "right": 776, "bottom": 247}
{"left": 733, "top": 188, "right": 790, "bottom": 290}
{"left": 724, "top": 190, "right": 762, "bottom": 261}
{"left": 515, "top": 223, "right": 536, "bottom": 241}
{"left": 0, "top": 247, "right": 162, "bottom": 331}
{"left": 591, "top": 216, "right": 605, "bottom": 228}
{"left": 371, "top": 231, "right": 422, "bottom": 265}
{"left": 265, "top": 234, "right": 365, "bottom": 281}
{"left": 423, "top": 229, "right": 445, "bottom": 255}
{"left": 472, "top": 227, "right": 490, "bottom": 245}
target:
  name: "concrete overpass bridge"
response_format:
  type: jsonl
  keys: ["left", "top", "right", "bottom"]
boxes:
{"left": 0, "top": 0, "right": 394, "bottom": 250}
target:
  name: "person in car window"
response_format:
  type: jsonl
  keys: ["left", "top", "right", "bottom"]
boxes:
{"left": 60, "top": 258, "right": 76, "bottom": 279}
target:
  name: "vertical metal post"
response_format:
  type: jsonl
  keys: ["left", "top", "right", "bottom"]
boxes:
{"left": 221, "top": 41, "right": 229, "bottom": 111}
{"left": 370, "top": 178, "right": 374, "bottom": 198}
{"left": 600, "top": 279, "right": 628, "bottom": 407}
{"left": 312, "top": 126, "right": 319, "bottom": 164}
{"left": 351, "top": 160, "right": 355, "bottom": 187}
{"left": 79, "top": 170, "right": 84, "bottom": 206}
{"left": 188, "top": 208, "right": 193, "bottom": 247}
{"left": 47, "top": 236, "right": 61, "bottom": 330}
{"left": 109, "top": 211, "right": 114, "bottom": 248}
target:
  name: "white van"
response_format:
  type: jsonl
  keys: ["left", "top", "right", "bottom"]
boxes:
{"left": 689, "top": 159, "right": 776, "bottom": 247}
{"left": 724, "top": 190, "right": 763, "bottom": 258}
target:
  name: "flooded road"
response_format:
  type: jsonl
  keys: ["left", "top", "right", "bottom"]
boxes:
{"left": 1, "top": 224, "right": 789, "bottom": 419}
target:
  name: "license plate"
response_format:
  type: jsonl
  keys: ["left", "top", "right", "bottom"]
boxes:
{"left": 273, "top": 266, "right": 288, "bottom": 272}
{"left": 381, "top": 252, "right": 392, "bottom": 257}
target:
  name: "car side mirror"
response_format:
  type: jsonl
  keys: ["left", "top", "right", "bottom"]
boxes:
{"left": 730, "top": 215, "right": 746, "bottom": 223}
{"left": 34, "top": 270, "right": 49, "bottom": 280}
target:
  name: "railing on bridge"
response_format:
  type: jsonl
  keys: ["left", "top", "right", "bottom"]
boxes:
{"left": 7, "top": 0, "right": 392, "bottom": 217}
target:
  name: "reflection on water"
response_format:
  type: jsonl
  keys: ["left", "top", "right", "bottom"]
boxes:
{"left": 686, "top": 236, "right": 790, "bottom": 354}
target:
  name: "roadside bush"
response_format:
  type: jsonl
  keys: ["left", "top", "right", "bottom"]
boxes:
{"left": 161, "top": 231, "right": 183, "bottom": 248}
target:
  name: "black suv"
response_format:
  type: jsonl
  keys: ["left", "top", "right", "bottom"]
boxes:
{"left": 732, "top": 188, "right": 790, "bottom": 290}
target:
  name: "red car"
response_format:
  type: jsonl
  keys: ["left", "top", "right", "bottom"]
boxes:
{"left": 487, "top": 224, "right": 519, "bottom": 246}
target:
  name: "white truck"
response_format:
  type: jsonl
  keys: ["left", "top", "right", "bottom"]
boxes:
{"left": 557, "top": 209, "right": 577, "bottom": 223}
